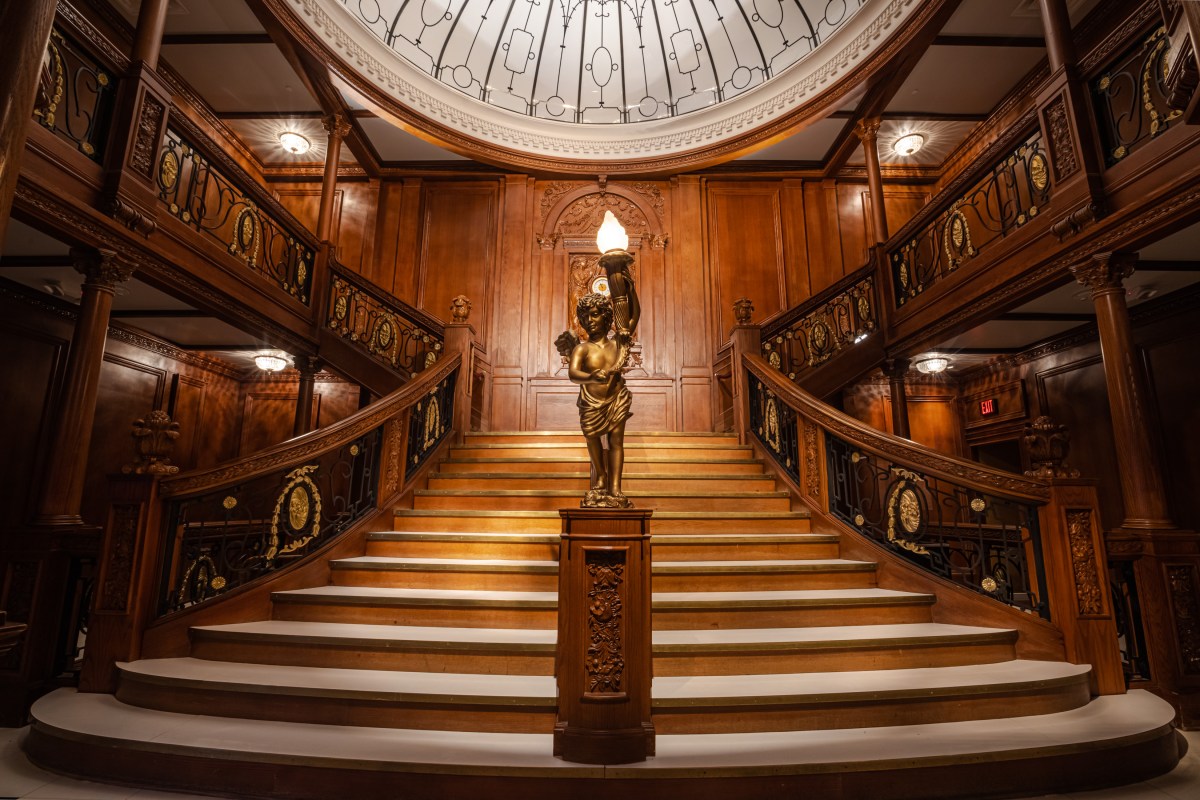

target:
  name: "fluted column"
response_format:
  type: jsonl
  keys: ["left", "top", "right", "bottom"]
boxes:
{"left": 35, "top": 249, "right": 133, "bottom": 526}
{"left": 1071, "top": 253, "right": 1173, "bottom": 530}
{"left": 316, "top": 114, "right": 351, "bottom": 244}
{"left": 131, "top": 0, "right": 171, "bottom": 69}
{"left": 0, "top": 0, "right": 57, "bottom": 246}
{"left": 884, "top": 358, "right": 911, "bottom": 439}
{"left": 292, "top": 356, "right": 321, "bottom": 437}
{"left": 855, "top": 117, "right": 889, "bottom": 244}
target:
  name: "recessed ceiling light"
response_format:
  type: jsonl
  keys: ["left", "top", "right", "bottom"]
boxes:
{"left": 254, "top": 352, "right": 290, "bottom": 372}
{"left": 278, "top": 131, "right": 311, "bottom": 155}
{"left": 915, "top": 354, "right": 950, "bottom": 374}
{"left": 893, "top": 133, "right": 925, "bottom": 157}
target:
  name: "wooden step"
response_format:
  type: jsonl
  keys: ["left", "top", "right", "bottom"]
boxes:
{"left": 651, "top": 588, "right": 935, "bottom": 630}
{"left": 438, "top": 457, "right": 769, "bottom": 475}
{"left": 652, "top": 559, "right": 876, "bottom": 591}
{"left": 116, "top": 658, "right": 557, "bottom": 733}
{"left": 270, "top": 586, "right": 557, "bottom": 629}
{"left": 189, "top": 621, "right": 557, "bottom": 675}
{"left": 650, "top": 661, "right": 1093, "bottom": 733}
{"left": 366, "top": 531, "right": 559, "bottom": 560}
{"left": 392, "top": 509, "right": 812, "bottom": 534}
{"left": 449, "top": 443, "right": 755, "bottom": 460}
{"left": 652, "top": 623, "right": 1020, "bottom": 676}
{"left": 333, "top": 556, "right": 559, "bottom": 591}
{"left": 463, "top": 431, "right": 739, "bottom": 445}
{"left": 425, "top": 472, "right": 779, "bottom": 492}
{"left": 411, "top": 488, "right": 792, "bottom": 512}
{"left": 28, "top": 690, "right": 1183, "bottom": 800}
{"left": 651, "top": 533, "right": 840, "bottom": 560}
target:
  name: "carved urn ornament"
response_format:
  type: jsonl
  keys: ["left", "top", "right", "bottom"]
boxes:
{"left": 450, "top": 294, "right": 472, "bottom": 323}
{"left": 122, "top": 410, "right": 181, "bottom": 475}
{"left": 734, "top": 297, "right": 754, "bottom": 325}
{"left": 1023, "top": 416, "right": 1080, "bottom": 478}
{"left": 557, "top": 212, "right": 642, "bottom": 509}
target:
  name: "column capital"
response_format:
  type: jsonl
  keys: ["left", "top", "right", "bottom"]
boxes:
{"left": 292, "top": 354, "right": 322, "bottom": 377}
{"left": 882, "top": 358, "right": 911, "bottom": 380}
{"left": 1071, "top": 252, "right": 1136, "bottom": 295}
{"left": 322, "top": 113, "right": 352, "bottom": 140}
{"left": 853, "top": 117, "right": 882, "bottom": 143}
{"left": 71, "top": 248, "right": 133, "bottom": 291}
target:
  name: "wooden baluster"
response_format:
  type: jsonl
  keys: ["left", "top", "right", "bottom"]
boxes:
{"left": 80, "top": 410, "right": 180, "bottom": 692}
{"left": 292, "top": 355, "right": 320, "bottom": 437}
{"left": 0, "top": 0, "right": 57, "bottom": 245}
{"left": 729, "top": 298, "right": 761, "bottom": 446}
{"left": 884, "top": 357, "right": 912, "bottom": 439}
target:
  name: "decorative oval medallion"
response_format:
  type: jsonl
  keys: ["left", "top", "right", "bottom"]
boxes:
{"left": 423, "top": 396, "right": 442, "bottom": 448}
{"left": 1029, "top": 152, "right": 1049, "bottom": 192}
{"left": 950, "top": 214, "right": 965, "bottom": 249}
{"left": 898, "top": 487, "right": 921, "bottom": 534}
{"left": 159, "top": 151, "right": 179, "bottom": 191}
{"left": 857, "top": 295, "right": 871, "bottom": 323}
{"left": 268, "top": 465, "right": 322, "bottom": 561}
{"left": 809, "top": 321, "right": 830, "bottom": 352}
{"left": 424, "top": 351, "right": 438, "bottom": 368}
{"left": 376, "top": 318, "right": 394, "bottom": 349}
{"left": 288, "top": 484, "right": 310, "bottom": 531}
{"left": 769, "top": 351, "right": 781, "bottom": 369}
{"left": 334, "top": 295, "right": 348, "bottom": 320}
{"left": 970, "top": 497, "right": 987, "bottom": 513}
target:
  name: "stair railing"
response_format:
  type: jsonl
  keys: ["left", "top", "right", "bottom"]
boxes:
{"left": 80, "top": 348, "right": 466, "bottom": 693}
{"left": 730, "top": 324, "right": 1125, "bottom": 695}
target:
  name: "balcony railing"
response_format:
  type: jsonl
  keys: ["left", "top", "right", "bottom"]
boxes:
{"left": 156, "top": 128, "right": 316, "bottom": 305}
{"left": 1092, "top": 25, "right": 1183, "bottom": 166}
{"left": 32, "top": 27, "right": 116, "bottom": 162}
{"left": 889, "top": 128, "right": 1052, "bottom": 308}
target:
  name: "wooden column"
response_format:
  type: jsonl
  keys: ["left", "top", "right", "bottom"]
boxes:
{"left": 555, "top": 509, "right": 654, "bottom": 764}
{"left": 1071, "top": 253, "right": 1174, "bottom": 531}
{"left": 1038, "top": 0, "right": 1076, "bottom": 72}
{"left": 35, "top": 249, "right": 133, "bottom": 527}
{"left": 316, "top": 114, "right": 351, "bottom": 245}
{"left": 131, "top": 0, "right": 171, "bottom": 70}
{"left": 0, "top": 0, "right": 57, "bottom": 245}
{"left": 729, "top": 299, "right": 762, "bottom": 446}
{"left": 292, "top": 355, "right": 320, "bottom": 437}
{"left": 855, "top": 117, "right": 889, "bottom": 244}
{"left": 884, "top": 358, "right": 911, "bottom": 439}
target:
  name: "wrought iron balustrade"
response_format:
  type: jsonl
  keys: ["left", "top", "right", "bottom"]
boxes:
{"left": 748, "top": 373, "right": 800, "bottom": 485}
{"left": 406, "top": 369, "right": 456, "bottom": 473}
{"left": 33, "top": 28, "right": 116, "bottom": 161}
{"left": 159, "top": 430, "right": 382, "bottom": 614}
{"left": 1093, "top": 26, "right": 1182, "bottom": 166}
{"left": 889, "top": 129, "right": 1052, "bottom": 308}
{"left": 761, "top": 274, "right": 877, "bottom": 382}
{"left": 824, "top": 434, "right": 1048, "bottom": 616}
{"left": 156, "top": 129, "right": 315, "bottom": 304}
{"left": 326, "top": 267, "right": 444, "bottom": 376}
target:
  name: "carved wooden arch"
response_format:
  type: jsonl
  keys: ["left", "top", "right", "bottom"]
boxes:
{"left": 538, "top": 183, "right": 667, "bottom": 249}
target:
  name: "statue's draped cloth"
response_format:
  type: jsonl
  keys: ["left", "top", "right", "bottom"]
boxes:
{"left": 578, "top": 377, "right": 632, "bottom": 437}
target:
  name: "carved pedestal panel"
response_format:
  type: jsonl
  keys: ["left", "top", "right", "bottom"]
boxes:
{"left": 555, "top": 509, "right": 654, "bottom": 764}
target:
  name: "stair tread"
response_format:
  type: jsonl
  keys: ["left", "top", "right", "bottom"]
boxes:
{"left": 443, "top": 457, "right": 765, "bottom": 464}
{"left": 273, "top": 586, "right": 929, "bottom": 605}
{"left": 336, "top": 556, "right": 872, "bottom": 571}
{"left": 393, "top": 509, "right": 811, "bottom": 518}
{"left": 335, "top": 556, "right": 560, "bottom": 569}
{"left": 452, "top": 443, "right": 750, "bottom": 450}
{"left": 370, "top": 531, "right": 831, "bottom": 541}
{"left": 429, "top": 472, "right": 770, "bottom": 480}
{"left": 32, "top": 690, "right": 1175, "bottom": 775}
{"left": 469, "top": 431, "right": 736, "bottom": 438}
{"left": 414, "top": 489, "right": 790, "bottom": 498}
{"left": 117, "top": 658, "right": 1086, "bottom": 704}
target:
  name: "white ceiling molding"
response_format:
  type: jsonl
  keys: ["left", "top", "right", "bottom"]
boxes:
{"left": 289, "top": 0, "right": 925, "bottom": 162}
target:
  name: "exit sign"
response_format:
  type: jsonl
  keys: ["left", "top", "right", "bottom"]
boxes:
{"left": 979, "top": 398, "right": 998, "bottom": 417}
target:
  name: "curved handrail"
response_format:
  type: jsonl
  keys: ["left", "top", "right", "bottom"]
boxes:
{"left": 761, "top": 259, "right": 879, "bottom": 343}
{"left": 161, "top": 351, "right": 461, "bottom": 498}
{"left": 744, "top": 352, "right": 1049, "bottom": 502}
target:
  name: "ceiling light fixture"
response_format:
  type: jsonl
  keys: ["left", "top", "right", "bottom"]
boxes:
{"left": 893, "top": 133, "right": 926, "bottom": 157}
{"left": 278, "top": 131, "right": 311, "bottom": 155}
{"left": 254, "top": 352, "right": 290, "bottom": 372}
{"left": 914, "top": 354, "right": 950, "bottom": 374}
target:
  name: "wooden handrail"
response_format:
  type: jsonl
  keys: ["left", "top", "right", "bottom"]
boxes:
{"left": 761, "top": 257, "right": 880, "bottom": 342}
{"left": 743, "top": 351, "right": 1050, "bottom": 502}
{"left": 160, "top": 351, "right": 461, "bottom": 498}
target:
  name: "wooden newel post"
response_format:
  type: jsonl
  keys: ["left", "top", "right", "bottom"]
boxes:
{"left": 555, "top": 509, "right": 654, "bottom": 764}
{"left": 729, "top": 298, "right": 761, "bottom": 446}
{"left": 444, "top": 295, "right": 475, "bottom": 443}
{"left": 80, "top": 411, "right": 179, "bottom": 693}
{"left": 1026, "top": 417, "right": 1124, "bottom": 695}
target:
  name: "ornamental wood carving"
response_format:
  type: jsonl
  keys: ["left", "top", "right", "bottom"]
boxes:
{"left": 554, "top": 193, "right": 650, "bottom": 239}
{"left": 129, "top": 95, "right": 165, "bottom": 180}
{"left": 123, "top": 410, "right": 181, "bottom": 476}
{"left": 585, "top": 552, "right": 625, "bottom": 694}
{"left": 1044, "top": 95, "right": 1080, "bottom": 180}
{"left": 803, "top": 419, "right": 821, "bottom": 500}
{"left": 1066, "top": 509, "right": 1104, "bottom": 616}
{"left": 1023, "top": 416, "right": 1080, "bottom": 478}
{"left": 99, "top": 504, "right": 139, "bottom": 612}
{"left": 1167, "top": 564, "right": 1200, "bottom": 674}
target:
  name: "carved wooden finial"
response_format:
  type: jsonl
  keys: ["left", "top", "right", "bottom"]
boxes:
{"left": 450, "top": 295, "right": 472, "bottom": 323}
{"left": 1023, "top": 416, "right": 1081, "bottom": 478}
{"left": 123, "top": 410, "right": 180, "bottom": 475}
{"left": 733, "top": 297, "right": 754, "bottom": 325}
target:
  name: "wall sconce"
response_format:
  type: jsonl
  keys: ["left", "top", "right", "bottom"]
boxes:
{"left": 254, "top": 352, "right": 290, "bottom": 372}
{"left": 914, "top": 354, "right": 950, "bottom": 374}
{"left": 278, "top": 131, "right": 311, "bottom": 155}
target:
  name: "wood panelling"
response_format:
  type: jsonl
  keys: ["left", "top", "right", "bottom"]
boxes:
{"left": 707, "top": 184, "right": 786, "bottom": 341}
{"left": 1146, "top": 333, "right": 1200, "bottom": 532}
{"left": 237, "top": 378, "right": 361, "bottom": 456}
{"left": 905, "top": 394, "right": 965, "bottom": 458}
{"left": 0, "top": 319, "right": 64, "bottom": 524}
{"left": 417, "top": 181, "right": 499, "bottom": 341}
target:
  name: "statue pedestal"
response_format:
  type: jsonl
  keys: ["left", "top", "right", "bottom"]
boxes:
{"left": 554, "top": 508, "right": 654, "bottom": 764}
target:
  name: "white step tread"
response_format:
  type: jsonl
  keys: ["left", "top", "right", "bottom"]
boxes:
{"left": 193, "top": 620, "right": 1006, "bottom": 647}
{"left": 335, "top": 556, "right": 871, "bottom": 571}
{"left": 393, "top": 509, "right": 811, "bottom": 518}
{"left": 272, "top": 585, "right": 929, "bottom": 604}
{"left": 369, "top": 530, "right": 832, "bottom": 541}
{"left": 333, "top": 556, "right": 560, "bottom": 569}
{"left": 117, "top": 658, "right": 1086, "bottom": 703}
{"left": 31, "top": 690, "right": 1175, "bottom": 776}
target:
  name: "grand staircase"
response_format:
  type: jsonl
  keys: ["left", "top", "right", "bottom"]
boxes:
{"left": 28, "top": 431, "right": 1182, "bottom": 798}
